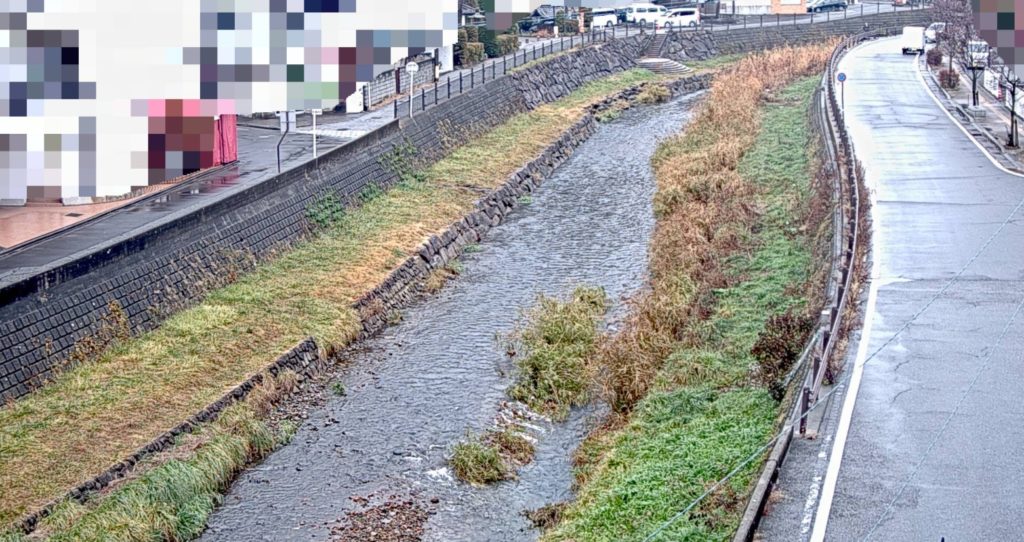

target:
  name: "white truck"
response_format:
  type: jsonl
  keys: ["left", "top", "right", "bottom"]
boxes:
{"left": 901, "top": 26, "right": 925, "bottom": 55}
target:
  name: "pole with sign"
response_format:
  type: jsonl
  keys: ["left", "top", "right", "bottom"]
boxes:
{"left": 311, "top": 109, "right": 322, "bottom": 158}
{"left": 837, "top": 72, "right": 847, "bottom": 109}
{"left": 406, "top": 61, "right": 419, "bottom": 118}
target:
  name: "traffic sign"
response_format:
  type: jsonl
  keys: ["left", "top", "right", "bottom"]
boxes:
{"left": 837, "top": 72, "right": 847, "bottom": 82}
{"left": 406, "top": 61, "right": 419, "bottom": 74}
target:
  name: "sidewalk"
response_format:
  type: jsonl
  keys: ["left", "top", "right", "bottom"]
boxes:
{"left": 922, "top": 54, "right": 1024, "bottom": 170}
{"left": 0, "top": 109, "right": 391, "bottom": 281}
{"left": 0, "top": 107, "right": 394, "bottom": 253}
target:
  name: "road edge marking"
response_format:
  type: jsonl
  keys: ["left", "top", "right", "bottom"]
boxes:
{"left": 807, "top": 38, "right": 889, "bottom": 542}
{"left": 812, "top": 38, "right": 1024, "bottom": 542}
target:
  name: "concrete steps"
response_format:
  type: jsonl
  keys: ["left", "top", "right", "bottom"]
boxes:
{"left": 643, "top": 34, "right": 669, "bottom": 57}
{"left": 637, "top": 58, "right": 694, "bottom": 76}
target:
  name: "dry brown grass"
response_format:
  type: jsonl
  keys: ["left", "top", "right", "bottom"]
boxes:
{"left": 598, "top": 44, "right": 835, "bottom": 413}
{"left": 0, "top": 69, "right": 660, "bottom": 530}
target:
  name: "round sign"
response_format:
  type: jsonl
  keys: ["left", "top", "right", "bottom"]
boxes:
{"left": 405, "top": 62, "right": 419, "bottom": 74}
{"left": 837, "top": 72, "right": 847, "bottom": 82}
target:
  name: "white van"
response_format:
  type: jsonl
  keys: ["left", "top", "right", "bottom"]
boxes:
{"left": 900, "top": 26, "right": 924, "bottom": 55}
{"left": 624, "top": 3, "right": 667, "bottom": 26}
{"left": 591, "top": 8, "right": 618, "bottom": 28}
{"left": 659, "top": 8, "right": 700, "bottom": 29}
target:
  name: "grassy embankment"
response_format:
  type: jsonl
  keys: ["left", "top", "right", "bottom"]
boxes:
{"left": 0, "top": 69, "right": 663, "bottom": 539}
{"left": 542, "top": 45, "right": 834, "bottom": 541}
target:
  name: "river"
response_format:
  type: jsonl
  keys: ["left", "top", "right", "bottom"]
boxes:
{"left": 199, "top": 91, "right": 702, "bottom": 542}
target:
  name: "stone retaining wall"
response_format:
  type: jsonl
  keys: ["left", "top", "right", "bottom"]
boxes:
{"left": 660, "top": 10, "right": 933, "bottom": 62}
{"left": 0, "top": 32, "right": 649, "bottom": 401}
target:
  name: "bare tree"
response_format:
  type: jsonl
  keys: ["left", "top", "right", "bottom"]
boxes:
{"left": 932, "top": 0, "right": 973, "bottom": 88}
{"left": 1001, "top": 66, "right": 1021, "bottom": 147}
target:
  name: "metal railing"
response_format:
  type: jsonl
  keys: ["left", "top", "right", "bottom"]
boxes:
{"left": 796, "top": 28, "right": 902, "bottom": 434}
{"left": 393, "top": 28, "right": 631, "bottom": 119}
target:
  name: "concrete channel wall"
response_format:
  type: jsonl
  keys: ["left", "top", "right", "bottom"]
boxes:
{"left": 0, "top": 10, "right": 934, "bottom": 401}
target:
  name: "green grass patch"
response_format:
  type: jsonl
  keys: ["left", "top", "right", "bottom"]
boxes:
{"left": 449, "top": 428, "right": 536, "bottom": 486}
{"left": 450, "top": 433, "right": 511, "bottom": 486}
{"left": 1, "top": 373, "right": 297, "bottom": 542}
{"left": 547, "top": 75, "right": 823, "bottom": 542}
{"left": 0, "top": 69, "right": 659, "bottom": 532}
{"left": 506, "top": 286, "right": 608, "bottom": 420}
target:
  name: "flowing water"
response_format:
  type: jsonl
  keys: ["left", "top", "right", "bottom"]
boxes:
{"left": 199, "top": 92, "right": 702, "bottom": 542}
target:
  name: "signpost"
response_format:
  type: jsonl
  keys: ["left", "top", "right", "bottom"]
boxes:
{"left": 406, "top": 61, "right": 419, "bottom": 118}
{"left": 311, "top": 108, "right": 322, "bottom": 158}
{"left": 837, "top": 72, "right": 847, "bottom": 109}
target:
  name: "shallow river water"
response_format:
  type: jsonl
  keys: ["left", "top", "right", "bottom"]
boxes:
{"left": 199, "top": 92, "right": 701, "bottom": 542}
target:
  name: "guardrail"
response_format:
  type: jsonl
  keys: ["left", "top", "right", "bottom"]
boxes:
{"left": 732, "top": 27, "right": 904, "bottom": 541}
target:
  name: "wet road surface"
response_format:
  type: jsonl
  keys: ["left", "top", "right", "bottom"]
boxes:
{"left": 199, "top": 94, "right": 702, "bottom": 542}
{"left": 758, "top": 37, "right": 1024, "bottom": 541}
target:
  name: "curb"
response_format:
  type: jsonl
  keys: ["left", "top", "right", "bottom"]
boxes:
{"left": 918, "top": 54, "right": 1024, "bottom": 173}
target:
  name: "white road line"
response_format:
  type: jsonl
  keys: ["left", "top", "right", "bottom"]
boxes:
{"left": 810, "top": 38, "right": 1024, "bottom": 542}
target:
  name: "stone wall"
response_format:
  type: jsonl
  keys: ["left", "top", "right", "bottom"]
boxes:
{"left": 0, "top": 32, "right": 647, "bottom": 401}
{"left": 659, "top": 10, "right": 933, "bottom": 62}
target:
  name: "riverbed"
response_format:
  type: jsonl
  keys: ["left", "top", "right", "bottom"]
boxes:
{"left": 199, "top": 91, "right": 702, "bottom": 542}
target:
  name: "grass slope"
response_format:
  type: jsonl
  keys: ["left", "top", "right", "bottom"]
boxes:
{"left": 0, "top": 68, "right": 659, "bottom": 531}
{"left": 546, "top": 67, "right": 827, "bottom": 541}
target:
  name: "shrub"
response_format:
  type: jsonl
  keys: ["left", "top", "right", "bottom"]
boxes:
{"left": 462, "top": 42, "right": 485, "bottom": 66}
{"left": 465, "top": 25, "right": 479, "bottom": 43}
{"left": 480, "top": 29, "right": 500, "bottom": 58}
{"left": 457, "top": 27, "right": 468, "bottom": 47}
{"left": 305, "top": 193, "right": 345, "bottom": 230}
{"left": 939, "top": 68, "right": 960, "bottom": 89}
{"left": 926, "top": 47, "right": 943, "bottom": 67}
{"left": 506, "top": 286, "right": 608, "bottom": 419}
{"left": 636, "top": 84, "right": 671, "bottom": 105}
{"left": 450, "top": 436, "right": 509, "bottom": 485}
{"left": 751, "top": 311, "right": 813, "bottom": 401}
{"left": 496, "top": 34, "right": 520, "bottom": 56}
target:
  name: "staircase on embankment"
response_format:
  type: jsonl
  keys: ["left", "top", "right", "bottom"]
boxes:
{"left": 639, "top": 33, "right": 693, "bottom": 76}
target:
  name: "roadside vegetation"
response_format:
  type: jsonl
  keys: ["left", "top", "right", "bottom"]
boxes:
{"left": 0, "top": 68, "right": 664, "bottom": 536}
{"left": 544, "top": 45, "right": 835, "bottom": 541}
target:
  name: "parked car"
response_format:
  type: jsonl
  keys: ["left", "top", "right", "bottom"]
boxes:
{"left": 925, "top": 22, "right": 946, "bottom": 43}
{"left": 658, "top": 8, "right": 701, "bottom": 29}
{"left": 591, "top": 8, "right": 619, "bottom": 28}
{"left": 518, "top": 15, "right": 556, "bottom": 33}
{"left": 807, "top": 0, "right": 847, "bottom": 12}
{"left": 623, "top": 2, "right": 667, "bottom": 26}
{"left": 900, "top": 26, "right": 925, "bottom": 55}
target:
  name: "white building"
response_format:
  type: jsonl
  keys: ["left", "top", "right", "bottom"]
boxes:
{"left": 0, "top": 0, "right": 458, "bottom": 205}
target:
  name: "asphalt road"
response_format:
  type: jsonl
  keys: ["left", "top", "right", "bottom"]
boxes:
{"left": 759, "top": 37, "right": 1024, "bottom": 541}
